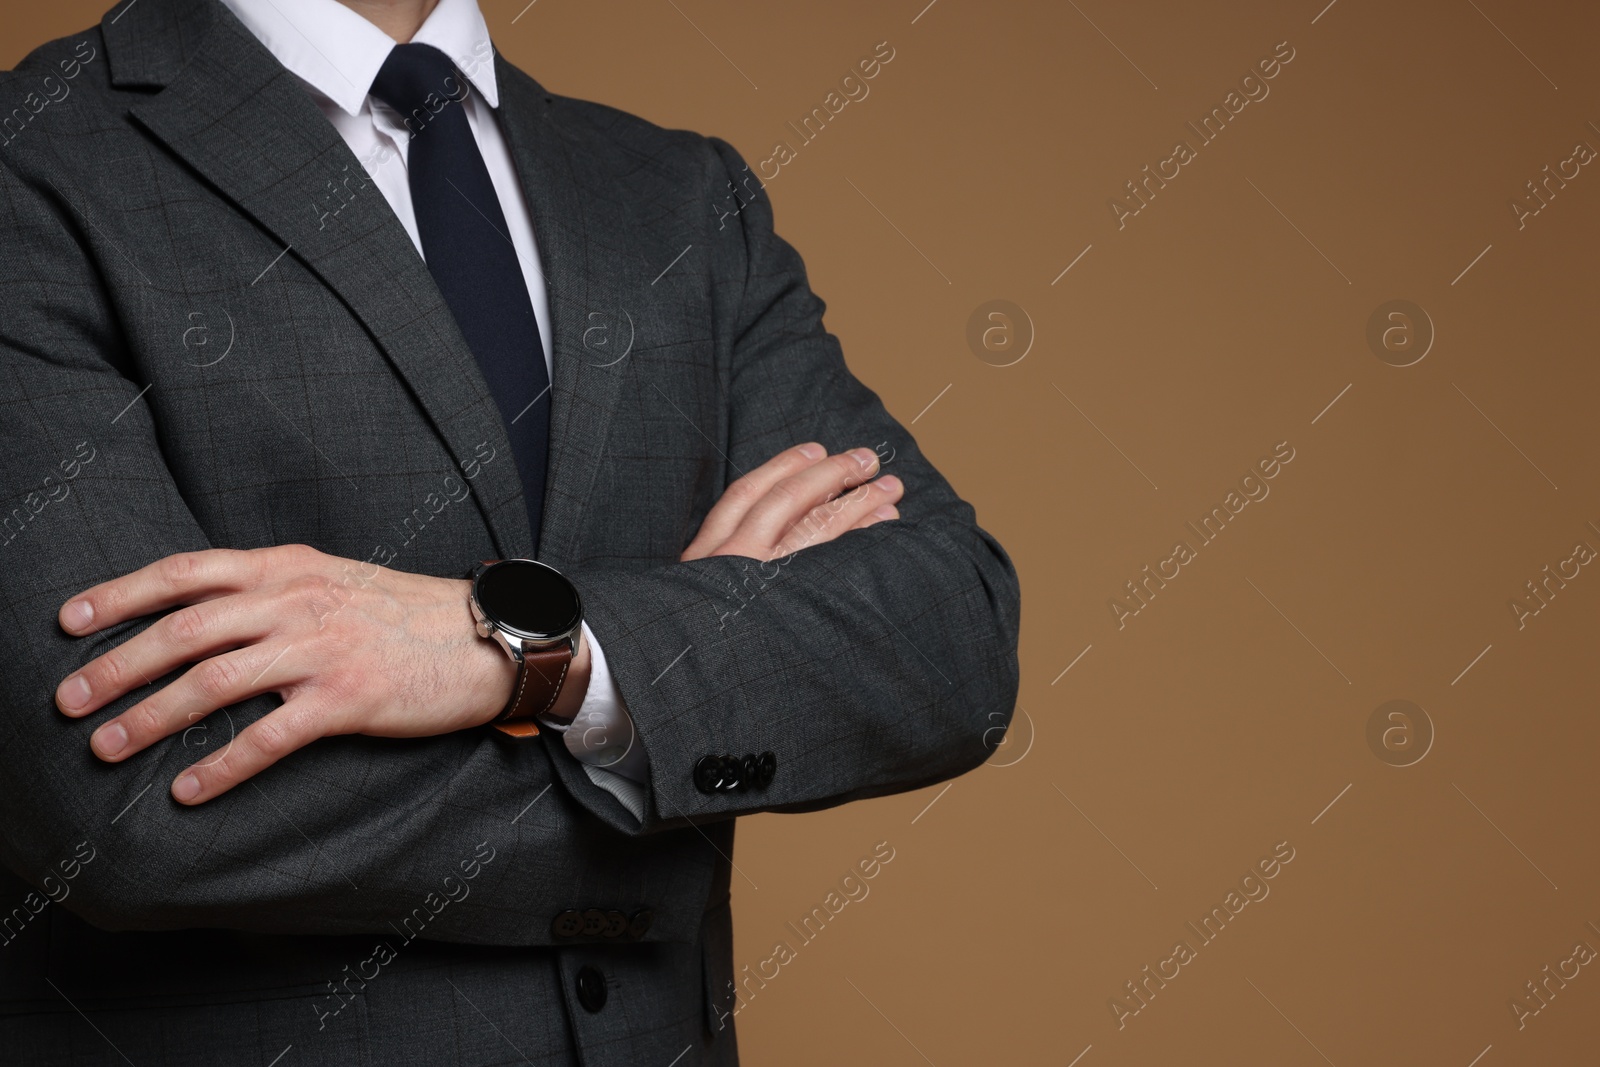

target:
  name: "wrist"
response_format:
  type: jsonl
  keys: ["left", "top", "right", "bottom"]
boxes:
{"left": 460, "top": 577, "right": 518, "bottom": 725}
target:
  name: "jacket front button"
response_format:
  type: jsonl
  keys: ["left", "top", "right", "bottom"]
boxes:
{"left": 575, "top": 965, "right": 608, "bottom": 1013}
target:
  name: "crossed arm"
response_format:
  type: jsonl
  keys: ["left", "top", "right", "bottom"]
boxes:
{"left": 54, "top": 444, "right": 905, "bottom": 804}
{"left": 0, "top": 135, "right": 1017, "bottom": 937}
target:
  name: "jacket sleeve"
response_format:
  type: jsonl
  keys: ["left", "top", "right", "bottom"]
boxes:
{"left": 0, "top": 150, "right": 716, "bottom": 943}
{"left": 551, "top": 136, "right": 1022, "bottom": 833}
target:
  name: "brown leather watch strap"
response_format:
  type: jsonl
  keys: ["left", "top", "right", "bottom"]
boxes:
{"left": 491, "top": 633, "right": 592, "bottom": 739}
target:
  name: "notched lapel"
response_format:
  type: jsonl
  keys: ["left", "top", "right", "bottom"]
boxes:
{"left": 117, "top": 1, "right": 534, "bottom": 559}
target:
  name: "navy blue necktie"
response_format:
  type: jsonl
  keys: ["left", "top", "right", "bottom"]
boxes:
{"left": 370, "top": 44, "right": 550, "bottom": 555}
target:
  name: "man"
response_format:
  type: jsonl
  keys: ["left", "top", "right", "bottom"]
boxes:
{"left": 0, "top": 0, "right": 1020, "bottom": 1062}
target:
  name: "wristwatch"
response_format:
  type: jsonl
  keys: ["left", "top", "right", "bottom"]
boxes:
{"left": 469, "top": 559, "right": 590, "bottom": 739}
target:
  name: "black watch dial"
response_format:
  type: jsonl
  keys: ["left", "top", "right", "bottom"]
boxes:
{"left": 474, "top": 560, "right": 581, "bottom": 641}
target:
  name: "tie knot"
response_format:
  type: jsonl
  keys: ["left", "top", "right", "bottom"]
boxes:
{"left": 369, "top": 43, "right": 469, "bottom": 128}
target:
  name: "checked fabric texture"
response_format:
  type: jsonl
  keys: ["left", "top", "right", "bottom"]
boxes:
{"left": 0, "top": 1, "right": 1020, "bottom": 1064}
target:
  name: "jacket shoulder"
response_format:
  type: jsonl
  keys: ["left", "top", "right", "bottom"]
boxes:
{"left": 5, "top": 27, "right": 106, "bottom": 86}
{"left": 513, "top": 70, "right": 742, "bottom": 188}
{"left": 1, "top": 27, "right": 119, "bottom": 162}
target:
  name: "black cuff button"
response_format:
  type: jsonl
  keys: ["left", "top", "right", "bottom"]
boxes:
{"left": 551, "top": 910, "right": 583, "bottom": 939}
{"left": 755, "top": 750, "right": 777, "bottom": 788}
{"left": 694, "top": 754, "right": 725, "bottom": 794}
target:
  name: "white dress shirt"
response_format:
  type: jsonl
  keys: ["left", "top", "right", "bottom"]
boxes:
{"left": 219, "top": 0, "right": 647, "bottom": 819}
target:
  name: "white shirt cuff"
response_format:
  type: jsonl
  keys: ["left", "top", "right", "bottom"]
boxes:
{"left": 562, "top": 622, "right": 648, "bottom": 821}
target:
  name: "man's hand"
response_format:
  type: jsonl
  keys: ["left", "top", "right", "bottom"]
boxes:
{"left": 55, "top": 545, "right": 523, "bottom": 805}
{"left": 53, "top": 442, "right": 898, "bottom": 805}
{"left": 680, "top": 442, "right": 901, "bottom": 562}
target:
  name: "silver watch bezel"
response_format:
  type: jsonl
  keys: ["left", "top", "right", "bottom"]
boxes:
{"left": 469, "top": 559, "right": 583, "bottom": 661}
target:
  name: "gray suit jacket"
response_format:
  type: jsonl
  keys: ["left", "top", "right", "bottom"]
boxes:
{"left": 0, "top": 0, "right": 1021, "bottom": 1063}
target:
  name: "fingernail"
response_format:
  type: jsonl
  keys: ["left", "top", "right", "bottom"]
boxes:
{"left": 873, "top": 505, "right": 899, "bottom": 520}
{"left": 58, "top": 674, "right": 91, "bottom": 712}
{"left": 64, "top": 600, "right": 93, "bottom": 633}
{"left": 798, "top": 442, "right": 825, "bottom": 459}
{"left": 172, "top": 775, "right": 201, "bottom": 802}
{"left": 92, "top": 722, "right": 128, "bottom": 759}
{"left": 850, "top": 447, "right": 878, "bottom": 471}
{"left": 875, "top": 475, "right": 902, "bottom": 493}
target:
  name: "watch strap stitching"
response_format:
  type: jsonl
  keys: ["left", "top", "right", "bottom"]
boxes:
{"left": 496, "top": 646, "right": 537, "bottom": 723}
{"left": 534, "top": 658, "right": 570, "bottom": 719}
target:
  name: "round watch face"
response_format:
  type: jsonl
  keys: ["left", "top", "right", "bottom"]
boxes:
{"left": 474, "top": 560, "right": 582, "bottom": 641}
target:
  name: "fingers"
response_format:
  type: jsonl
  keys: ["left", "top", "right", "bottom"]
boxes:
{"left": 58, "top": 546, "right": 288, "bottom": 636}
{"left": 170, "top": 697, "right": 332, "bottom": 804}
{"left": 729, "top": 447, "right": 882, "bottom": 555}
{"left": 770, "top": 475, "right": 902, "bottom": 558}
{"left": 852, "top": 504, "right": 899, "bottom": 530}
{"left": 680, "top": 443, "right": 826, "bottom": 561}
{"left": 56, "top": 595, "right": 278, "bottom": 718}
{"left": 87, "top": 642, "right": 299, "bottom": 764}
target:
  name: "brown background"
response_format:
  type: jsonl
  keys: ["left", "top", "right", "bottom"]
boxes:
{"left": 7, "top": 0, "right": 1600, "bottom": 1063}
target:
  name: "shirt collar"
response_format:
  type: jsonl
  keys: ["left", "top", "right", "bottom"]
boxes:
{"left": 219, "top": 0, "right": 499, "bottom": 117}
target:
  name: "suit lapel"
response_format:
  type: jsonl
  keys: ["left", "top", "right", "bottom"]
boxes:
{"left": 116, "top": 0, "right": 535, "bottom": 559}
{"left": 494, "top": 59, "right": 635, "bottom": 570}
{"left": 107, "top": 1, "right": 635, "bottom": 568}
